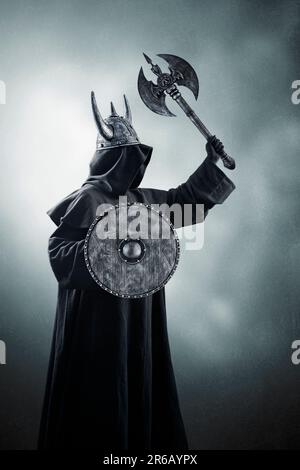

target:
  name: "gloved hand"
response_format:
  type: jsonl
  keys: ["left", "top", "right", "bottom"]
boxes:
{"left": 206, "top": 135, "right": 224, "bottom": 164}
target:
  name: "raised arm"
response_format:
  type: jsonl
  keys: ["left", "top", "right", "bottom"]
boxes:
{"left": 166, "top": 137, "right": 235, "bottom": 226}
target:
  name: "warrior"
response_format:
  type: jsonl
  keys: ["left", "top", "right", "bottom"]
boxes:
{"left": 38, "top": 90, "right": 235, "bottom": 450}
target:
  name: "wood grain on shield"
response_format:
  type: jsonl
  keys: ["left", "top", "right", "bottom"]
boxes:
{"left": 86, "top": 204, "right": 180, "bottom": 298}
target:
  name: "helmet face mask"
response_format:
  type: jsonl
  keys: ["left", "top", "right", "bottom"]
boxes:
{"left": 91, "top": 92, "right": 140, "bottom": 150}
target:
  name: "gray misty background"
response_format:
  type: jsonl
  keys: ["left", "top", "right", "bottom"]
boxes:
{"left": 0, "top": 0, "right": 300, "bottom": 449}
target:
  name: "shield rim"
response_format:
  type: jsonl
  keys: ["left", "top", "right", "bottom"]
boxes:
{"left": 84, "top": 202, "right": 180, "bottom": 298}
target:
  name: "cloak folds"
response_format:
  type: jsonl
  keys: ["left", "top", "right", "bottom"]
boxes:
{"left": 38, "top": 144, "right": 235, "bottom": 450}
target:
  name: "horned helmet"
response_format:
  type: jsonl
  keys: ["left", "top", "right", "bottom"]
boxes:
{"left": 91, "top": 92, "right": 140, "bottom": 150}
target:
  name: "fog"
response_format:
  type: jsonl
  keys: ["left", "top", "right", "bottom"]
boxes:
{"left": 0, "top": 0, "right": 299, "bottom": 449}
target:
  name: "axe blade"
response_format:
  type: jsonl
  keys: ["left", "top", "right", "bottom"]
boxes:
{"left": 157, "top": 54, "right": 199, "bottom": 100}
{"left": 137, "top": 67, "right": 175, "bottom": 117}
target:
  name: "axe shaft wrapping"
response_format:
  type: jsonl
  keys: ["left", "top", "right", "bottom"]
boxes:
{"left": 175, "top": 95, "right": 212, "bottom": 139}
{"left": 167, "top": 86, "right": 235, "bottom": 170}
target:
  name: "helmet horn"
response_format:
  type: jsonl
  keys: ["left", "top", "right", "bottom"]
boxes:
{"left": 91, "top": 91, "right": 113, "bottom": 140}
{"left": 110, "top": 101, "right": 118, "bottom": 116}
{"left": 123, "top": 94, "right": 132, "bottom": 124}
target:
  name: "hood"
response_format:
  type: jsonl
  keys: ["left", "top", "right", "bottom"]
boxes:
{"left": 47, "top": 144, "right": 152, "bottom": 228}
{"left": 85, "top": 143, "right": 152, "bottom": 195}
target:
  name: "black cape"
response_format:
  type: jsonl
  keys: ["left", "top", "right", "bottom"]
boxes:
{"left": 39, "top": 144, "right": 235, "bottom": 450}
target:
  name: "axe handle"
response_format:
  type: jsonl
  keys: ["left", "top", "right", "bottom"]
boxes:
{"left": 167, "top": 87, "right": 236, "bottom": 170}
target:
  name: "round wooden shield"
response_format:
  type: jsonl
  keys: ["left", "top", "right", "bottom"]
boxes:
{"left": 84, "top": 203, "right": 180, "bottom": 298}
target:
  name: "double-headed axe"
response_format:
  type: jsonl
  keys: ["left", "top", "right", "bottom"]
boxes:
{"left": 138, "top": 53, "right": 235, "bottom": 170}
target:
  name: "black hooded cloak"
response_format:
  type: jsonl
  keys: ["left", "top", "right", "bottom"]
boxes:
{"left": 39, "top": 144, "right": 235, "bottom": 450}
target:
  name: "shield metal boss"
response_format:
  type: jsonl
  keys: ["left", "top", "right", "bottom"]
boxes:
{"left": 84, "top": 203, "right": 180, "bottom": 298}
